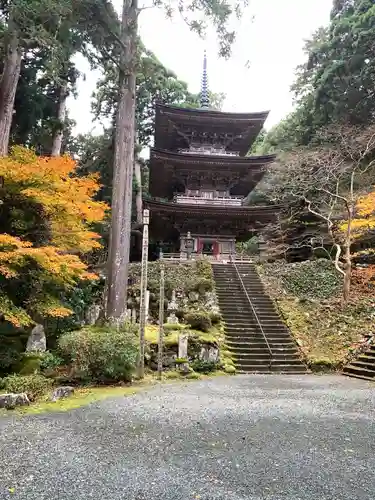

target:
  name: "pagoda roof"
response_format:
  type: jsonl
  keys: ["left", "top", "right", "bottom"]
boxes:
{"left": 149, "top": 148, "right": 276, "bottom": 198}
{"left": 154, "top": 103, "right": 269, "bottom": 155}
{"left": 144, "top": 198, "right": 281, "bottom": 240}
{"left": 144, "top": 198, "right": 281, "bottom": 220}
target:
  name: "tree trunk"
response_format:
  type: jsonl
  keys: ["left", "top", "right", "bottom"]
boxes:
{"left": 134, "top": 158, "right": 143, "bottom": 224}
{"left": 0, "top": 28, "right": 22, "bottom": 156}
{"left": 51, "top": 82, "right": 68, "bottom": 157}
{"left": 342, "top": 206, "right": 353, "bottom": 304}
{"left": 106, "top": 0, "right": 138, "bottom": 323}
{"left": 343, "top": 259, "right": 351, "bottom": 304}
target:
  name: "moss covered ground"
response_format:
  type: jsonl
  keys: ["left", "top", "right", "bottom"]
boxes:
{"left": 258, "top": 260, "right": 375, "bottom": 370}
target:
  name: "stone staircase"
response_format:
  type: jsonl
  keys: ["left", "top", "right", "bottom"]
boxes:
{"left": 212, "top": 262, "right": 307, "bottom": 374}
{"left": 343, "top": 345, "right": 375, "bottom": 381}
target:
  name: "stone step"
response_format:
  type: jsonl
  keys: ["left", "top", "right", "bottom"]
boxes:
{"left": 213, "top": 263, "right": 305, "bottom": 373}
{"left": 227, "top": 340, "right": 297, "bottom": 346}
{"left": 358, "top": 354, "right": 375, "bottom": 362}
{"left": 225, "top": 329, "right": 291, "bottom": 337}
{"left": 236, "top": 363, "right": 306, "bottom": 373}
{"left": 221, "top": 311, "right": 281, "bottom": 319}
{"left": 225, "top": 334, "right": 293, "bottom": 342}
{"left": 343, "top": 365, "right": 375, "bottom": 378}
{"left": 215, "top": 293, "right": 267, "bottom": 299}
{"left": 226, "top": 322, "right": 286, "bottom": 329}
{"left": 342, "top": 372, "right": 375, "bottom": 382}
{"left": 216, "top": 287, "right": 266, "bottom": 293}
{"left": 233, "top": 353, "right": 301, "bottom": 361}
{"left": 218, "top": 302, "right": 277, "bottom": 309}
{"left": 222, "top": 316, "right": 284, "bottom": 323}
{"left": 347, "top": 360, "right": 375, "bottom": 371}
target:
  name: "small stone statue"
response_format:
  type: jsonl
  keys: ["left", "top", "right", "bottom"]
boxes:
{"left": 167, "top": 289, "right": 179, "bottom": 324}
{"left": 26, "top": 324, "right": 46, "bottom": 353}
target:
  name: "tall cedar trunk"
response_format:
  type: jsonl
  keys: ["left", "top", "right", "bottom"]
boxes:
{"left": 134, "top": 159, "right": 142, "bottom": 224}
{"left": 106, "top": 0, "right": 138, "bottom": 322}
{"left": 0, "top": 26, "right": 22, "bottom": 156}
{"left": 51, "top": 82, "right": 68, "bottom": 157}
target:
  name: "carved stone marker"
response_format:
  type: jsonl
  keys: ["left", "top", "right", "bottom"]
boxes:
{"left": 178, "top": 334, "right": 188, "bottom": 359}
{"left": 26, "top": 324, "right": 46, "bottom": 353}
{"left": 167, "top": 289, "right": 179, "bottom": 324}
{"left": 85, "top": 304, "right": 101, "bottom": 325}
{"left": 145, "top": 290, "right": 150, "bottom": 323}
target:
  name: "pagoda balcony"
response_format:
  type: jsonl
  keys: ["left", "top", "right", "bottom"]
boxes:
{"left": 174, "top": 194, "right": 244, "bottom": 206}
{"left": 178, "top": 147, "right": 239, "bottom": 156}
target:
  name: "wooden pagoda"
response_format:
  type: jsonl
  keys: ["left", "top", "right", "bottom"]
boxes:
{"left": 144, "top": 54, "right": 278, "bottom": 260}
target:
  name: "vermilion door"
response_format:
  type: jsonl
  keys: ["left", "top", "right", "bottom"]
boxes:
{"left": 197, "top": 237, "right": 203, "bottom": 253}
{"left": 213, "top": 240, "right": 219, "bottom": 258}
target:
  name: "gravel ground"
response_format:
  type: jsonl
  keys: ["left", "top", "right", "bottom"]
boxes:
{"left": 0, "top": 374, "right": 374, "bottom": 500}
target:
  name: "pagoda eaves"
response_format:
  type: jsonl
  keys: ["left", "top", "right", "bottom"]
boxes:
{"left": 149, "top": 148, "right": 276, "bottom": 199}
{"left": 154, "top": 103, "right": 269, "bottom": 156}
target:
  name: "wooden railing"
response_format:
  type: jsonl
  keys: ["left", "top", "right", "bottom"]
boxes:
{"left": 160, "top": 252, "right": 254, "bottom": 263}
{"left": 174, "top": 194, "right": 244, "bottom": 207}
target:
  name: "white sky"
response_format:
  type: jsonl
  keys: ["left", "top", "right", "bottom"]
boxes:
{"left": 68, "top": 0, "right": 332, "bottom": 135}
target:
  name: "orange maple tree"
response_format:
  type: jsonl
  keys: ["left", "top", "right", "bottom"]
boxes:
{"left": 349, "top": 188, "right": 375, "bottom": 237}
{"left": 0, "top": 147, "right": 109, "bottom": 327}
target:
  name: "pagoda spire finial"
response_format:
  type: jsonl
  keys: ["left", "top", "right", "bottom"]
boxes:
{"left": 200, "top": 50, "right": 210, "bottom": 109}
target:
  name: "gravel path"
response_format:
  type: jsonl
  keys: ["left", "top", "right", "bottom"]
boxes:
{"left": 0, "top": 374, "right": 374, "bottom": 500}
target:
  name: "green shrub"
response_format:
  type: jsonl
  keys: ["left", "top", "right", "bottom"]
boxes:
{"left": 186, "top": 371, "right": 201, "bottom": 379}
{"left": 40, "top": 351, "right": 64, "bottom": 371}
{"left": 58, "top": 324, "right": 138, "bottom": 383}
{"left": 163, "top": 323, "right": 186, "bottom": 332}
{"left": 175, "top": 357, "right": 188, "bottom": 365}
{"left": 261, "top": 260, "right": 342, "bottom": 300}
{"left": 185, "top": 312, "right": 212, "bottom": 332}
{"left": 17, "top": 353, "right": 44, "bottom": 375}
{"left": 0, "top": 323, "right": 28, "bottom": 375}
{"left": 193, "top": 277, "right": 214, "bottom": 295}
{"left": 209, "top": 312, "right": 222, "bottom": 325}
{"left": 191, "top": 359, "right": 219, "bottom": 373}
{"left": 3, "top": 374, "right": 53, "bottom": 401}
{"left": 224, "top": 364, "right": 236, "bottom": 374}
{"left": 163, "top": 370, "right": 182, "bottom": 379}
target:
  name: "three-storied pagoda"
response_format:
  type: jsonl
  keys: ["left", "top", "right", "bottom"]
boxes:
{"left": 144, "top": 53, "right": 278, "bottom": 259}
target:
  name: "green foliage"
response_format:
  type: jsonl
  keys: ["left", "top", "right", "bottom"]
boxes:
{"left": 3, "top": 374, "right": 53, "bottom": 401}
{"left": 260, "top": 0, "right": 375, "bottom": 154}
{"left": 236, "top": 236, "right": 259, "bottom": 256}
{"left": 17, "top": 353, "right": 44, "bottom": 375}
{"left": 45, "top": 279, "right": 105, "bottom": 339}
{"left": 163, "top": 323, "right": 186, "bottom": 332}
{"left": 185, "top": 371, "right": 201, "bottom": 380}
{"left": 163, "top": 370, "right": 182, "bottom": 380}
{"left": 209, "top": 312, "right": 222, "bottom": 325}
{"left": 261, "top": 260, "right": 342, "bottom": 300}
{"left": 58, "top": 324, "right": 138, "bottom": 383}
{"left": 191, "top": 359, "right": 219, "bottom": 373}
{"left": 223, "top": 364, "right": 236, "bottom": 374}
{"left": 185, "top": 312, "right": 212, "bottom": 333}
{"left": 40, "top": 351, "right": 64, "bottom": 371}
{"left": 0, "top": 322, "right": 27, "bottom": 375}
{"left": 174, "top": 357, "right": 188, "bottom": 365}
{"left": 128, "top": 261, "right": 215, "bottom": 320}
{"left": 258, "top": 261, "right": 374, "bottom": 367}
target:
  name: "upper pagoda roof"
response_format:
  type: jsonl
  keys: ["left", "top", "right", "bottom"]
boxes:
{"left": 154, "top": 103, "right": 269, "bottom": 156}
{"left": 144, "top": 197, "right": 281, "bottom": 219}
{"left": 149, "top": 148, "right": 276, "bottom": 199}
